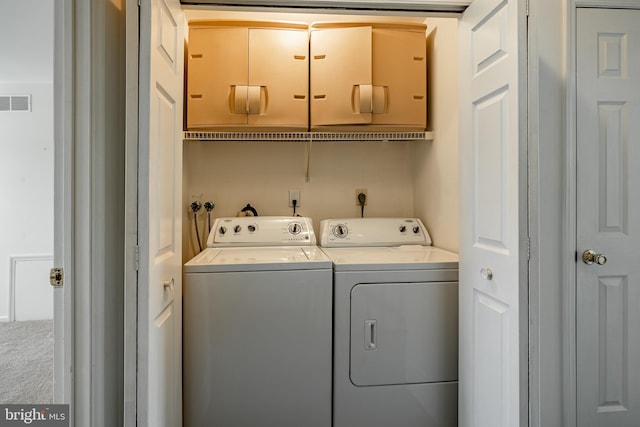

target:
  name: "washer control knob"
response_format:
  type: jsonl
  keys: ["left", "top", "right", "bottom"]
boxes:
{"left": 233, "top": 225, "right": 241, "bottom": 233}
{"left": 333, "top": 224, "right": 348, "bottom": 238}
{"left": 248, "top": 224, "right": 256, "bottom": 232}
{"left": 399, "top": 225, "right": 407, "bottom": 233}
{"left": 219, "top": 226, "right": 227, "bottom": 235}
{"left": 288, "top": 222, "right": 302, "bottom": 235}
{"left": 413, "top": 226, "right": 420, "bottom": 234}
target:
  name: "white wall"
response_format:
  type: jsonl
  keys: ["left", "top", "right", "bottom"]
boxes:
{"left": 0, "top": 0, "right": 54, "bottom": 321}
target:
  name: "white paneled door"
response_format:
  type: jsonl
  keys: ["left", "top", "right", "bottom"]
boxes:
{"left": 458, "top": 0, "right": 527, "bottom": 426}
{"left": 138, "top": 0, "right": 184, "bottom": 425}
{"left": 576, "top": 8, "right": 640, "bottom": 427}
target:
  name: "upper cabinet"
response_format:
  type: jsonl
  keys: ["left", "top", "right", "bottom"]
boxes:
{"left": 310, "top": 23, "right": 427, "bottom": 131}
{"left": 186, "top": 21, "right": 309, "bottom": 130}
{"left": 185, "top": 20, "right": 428, "bottom": 133}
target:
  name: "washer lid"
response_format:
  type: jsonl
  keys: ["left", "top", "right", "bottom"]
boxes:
{"left": 321, "top": 246, "right": 458, "bottom": 271}
{"left": 184, "top": 246, "right": 332, "bottom": 272}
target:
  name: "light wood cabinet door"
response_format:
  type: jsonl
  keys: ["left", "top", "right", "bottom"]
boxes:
{"left": 372, "top": 28, "right": 426, "bottom": 128}
{"left": 310, "top": 26, "right": 373, "bottom": 128}
{"left": 248, "top": 28, "right": 308, "bottom": 128}
{"left": 310, "top": 24, "right": 426, "bottom": 130}
{"left": 187, "top": 25, "right": 308, "bottom": 130}
{"left": 187, "top": 27, "right": 248, "bottom": 128}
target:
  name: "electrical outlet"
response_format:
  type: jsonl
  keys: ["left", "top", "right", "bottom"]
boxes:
{"left": 355, "top": 189, "right": 368, "bottom": 205}
{"left": 289, "top": 190, "right": 301, "bottom": 207}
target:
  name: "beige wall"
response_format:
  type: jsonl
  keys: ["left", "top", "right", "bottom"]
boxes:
{"left": 413, "top": 17, "right": 459, "bottom": 252}
{"left": 183, "top": 141, "right": 415, "bottom": 260}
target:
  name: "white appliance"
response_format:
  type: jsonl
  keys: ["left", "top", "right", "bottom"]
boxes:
{"left": 183, "top": 216, "right": 332, "bottom": 427}
{"left": 319, "top": 217, "right": 459, "bottom": 427}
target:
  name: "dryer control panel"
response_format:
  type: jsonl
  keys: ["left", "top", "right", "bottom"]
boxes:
{"left": 209, "top": 216, "right": 316, "bottom": 247}
{"left": 319, "top": 218, "right": 432, "bottom": 247}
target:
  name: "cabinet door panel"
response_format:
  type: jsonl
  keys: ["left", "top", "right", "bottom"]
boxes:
{"left": 248, "top": 28, "right": 308, "bottom": 128}
{"left": 311, "top": 26, "right": 372, "bottom": 127}
{"left": 187, "top": 27, "right": 248, "bottom": 128}
{"left": 372, "top": 29, "right": 426, "bottom": 128}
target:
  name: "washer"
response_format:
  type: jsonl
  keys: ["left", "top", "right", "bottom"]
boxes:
{"left": 183, "top": 216, "right": 332, "bottom": 427}
{"left": 319, "top": 217, "right": 459, "bottom": 427}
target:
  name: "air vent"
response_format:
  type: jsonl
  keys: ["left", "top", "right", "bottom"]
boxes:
{"left": 0, "top": 95, "right": 31, "bottom": 112}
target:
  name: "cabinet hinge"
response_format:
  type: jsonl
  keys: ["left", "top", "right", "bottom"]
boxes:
{"left": 134, "top": 245, "right": 140, "bottom": 271}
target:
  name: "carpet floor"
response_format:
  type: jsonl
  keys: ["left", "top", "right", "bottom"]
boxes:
{"left": 0, "top": 320, "right": 53, "bottom": 404}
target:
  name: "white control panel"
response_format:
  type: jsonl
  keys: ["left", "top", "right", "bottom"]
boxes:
{"left": 208, "top": 216, "right": 316, "bottom": 247}
{"left": 319, "top": 218, "right": 432, "bottom": 247}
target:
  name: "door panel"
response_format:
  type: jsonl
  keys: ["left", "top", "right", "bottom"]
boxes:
{"left": 349, "top": 282, "right": 458, "bottom": 386}
{"left": 138, "top": 0, "right": 184, "bottom": 425}
{"left": 310, "top": 26, "right": 372, "bottom": 127}
{"left": 459, "top": 0, "right": 526, "bottom": 426}
{"left": 248, "top": 28, "right": 308, "bottom": 127}
{"left": 187, "top": 27, "right": 248, "bottom": 128}
{"left": 371, "top": 28, "right": 426, "bottom": 127}
{"left": 576, "top": 9, "right": 640, "bottom": 427}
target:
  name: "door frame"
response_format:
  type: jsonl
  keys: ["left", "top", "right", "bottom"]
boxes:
{"left": 123, "top": 1, "right": 543, "bottom": 426}
{"left": 563, "top": 2, "right": 640, "bottom": 427}
{"left": 53, "top": 0, "right": 74, "bottom": 410}
{"left": 54, "top": 1, "right": 129, "bottom": 425}
{"left": 124, "top": 1, "right": 140, "bottom": 425}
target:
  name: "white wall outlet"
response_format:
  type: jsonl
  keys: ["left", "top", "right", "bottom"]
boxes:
{"left": 356, "top": 188, "right": 368, "bottom": 206}
{"left": 289, "top": 190, "right": 301, "bottom": 207}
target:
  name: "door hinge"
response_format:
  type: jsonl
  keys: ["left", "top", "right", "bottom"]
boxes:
{"left": 50, "top": 268, "right": 64, "bottom": 288}
{"left": 134, "top": 245, "right": 140, "bottom": 271}
{"left": 527, "top": 237, "right": 531, "bottom": 261}
{"left": 526, "top": 0, "right": 530, "bottom": 17}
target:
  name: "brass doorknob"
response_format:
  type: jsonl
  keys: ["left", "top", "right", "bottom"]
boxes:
{"left": 582, "top": 250, "right": 607, "bottom": 265}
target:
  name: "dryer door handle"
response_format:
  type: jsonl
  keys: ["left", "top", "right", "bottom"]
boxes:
{"left": 365, "top": 320, "right": 377, "bottom": 350}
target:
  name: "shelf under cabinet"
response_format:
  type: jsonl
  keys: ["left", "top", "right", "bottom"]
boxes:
{"left": 183, "top": 131, "right": 434, "bottom": 142}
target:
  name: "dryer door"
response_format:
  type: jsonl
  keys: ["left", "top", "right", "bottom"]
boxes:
{"left": 350, "top": 282, "right": 458, "bottom": 386}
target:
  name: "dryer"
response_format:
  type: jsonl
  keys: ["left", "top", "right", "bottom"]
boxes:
{"left": 183, "top": 217, "right": 332, "bottom": 427}
{"left": 319, "top": 217, "right": 459, "bottom": 427}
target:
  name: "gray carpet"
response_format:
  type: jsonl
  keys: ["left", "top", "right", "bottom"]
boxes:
{"left": 0, "top": 320, "right": 53, "bottom": 403}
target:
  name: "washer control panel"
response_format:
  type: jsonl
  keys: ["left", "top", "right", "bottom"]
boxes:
{"left": 319, "top": 218, "right": 432, "bottom": 247}
{"left": 209, "top": 216, "right": 316, "bottom": 247}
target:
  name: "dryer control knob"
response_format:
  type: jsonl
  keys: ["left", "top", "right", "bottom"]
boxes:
{"left": 413, "top": 226, "right": 421, "bottom": 234}
{"left": 234, "top": 225, "right": 241, "bottom": 233}
{"left": 248, "top": 224, "right": 256, "bottom": 232}
{"left": 399, "top": 225, "right": 407, "bottom": 233}
{"left": 333, "top": 224, "right": 348, "bottom": 238}
{"left": 219, "top": 226, "right": 227, "bottom": 235}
